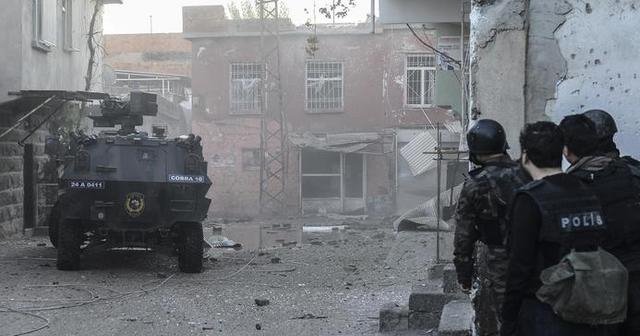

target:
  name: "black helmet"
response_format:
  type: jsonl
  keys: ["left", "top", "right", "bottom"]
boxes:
{"left": 582, "top": 109, "right": 618, "bottom": 140}
{"left": 467, "top": 119, "right": 509, "bottom": 155}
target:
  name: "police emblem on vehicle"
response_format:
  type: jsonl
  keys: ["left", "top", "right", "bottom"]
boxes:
{"left": 124, "top": 192, "right": 145, "bottom": 217}
{"left": 167, "top": 174, "right": 206, "bottom": 183}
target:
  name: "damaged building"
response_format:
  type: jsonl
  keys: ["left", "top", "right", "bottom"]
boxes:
{"left": 183, "top": 5, "right": 468, "bottom": 218}
{"left": 468, "top": 0, "right": 640, "bottom": 157}
{"left": 0, "top": 0, "right": 120, "bottom": 237}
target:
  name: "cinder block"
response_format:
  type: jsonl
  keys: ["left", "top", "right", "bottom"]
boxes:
{"left": 379, "top": 303, "right": 409, "bottom": 332}
{"left": 438, "top": 299, "right": 473, "bottom": 336}
{"left": 408, "top": 309, "right": 441, "bottom": 330}
{"left": 428, "top": 263, "right": 445, "bottom": 281}
{"left": 408, "top": 285, "right": 464, "bottom": 312}
{"left": 443, "top": 264, "right": 460, "bottom": 293}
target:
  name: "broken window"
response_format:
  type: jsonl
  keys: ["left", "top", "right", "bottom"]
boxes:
{"left": 301, "top": 150, "right": 341, "bottom": 198}
{"left": 230, "top": 63, "right": 264, "bottom": 114}
{"left": 62, "top": 0, "right": 76, "bottom": 51}
{"left": 305, "top": 61, "right": 343, "bottom": 112}
{"left": 32, "top": 0, "right": 57, "bottom": 51}
{"left": 242, "top": 148, "right": 260, "bottom": 171}
{"left": 406, "top": 54, "right": 436, "bottom": 107}
{"left": 301, "top": 150, "right": 365, "bottom": 199}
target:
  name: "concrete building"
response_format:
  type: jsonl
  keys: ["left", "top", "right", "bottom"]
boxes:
{"left": 469, "top": 0, "right": 640, "bottom": 158}
{"left": 0, "top": 0, "right": 119, "bottom": 237}
{"left": 103, "top": 33, "right": 193, "bottom": 137}
{"left": 184, "top": 5, "right": 467, "bottom": 218}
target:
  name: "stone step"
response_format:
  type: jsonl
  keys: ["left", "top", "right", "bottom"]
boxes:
{"left": 379, "top": 302, "right": 409, "bottom": 332}
{"left": 438, "top": 299, "right": 474, "bottom": 336}
{"left": 408, "top": 285, "right": 466, "bottom": 330}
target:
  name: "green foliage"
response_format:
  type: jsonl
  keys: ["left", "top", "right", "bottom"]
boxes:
{"left": 318, "top": 0, "right": 357, "bottom": 20}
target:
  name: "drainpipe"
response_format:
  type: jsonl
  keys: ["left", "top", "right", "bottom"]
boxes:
{"left": 371, "top": 0, "right": 376, "bottom": 34}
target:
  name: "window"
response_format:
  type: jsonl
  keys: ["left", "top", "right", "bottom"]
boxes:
{"left": 406, "top": 54, "right": 436, "bottom": 107}
{"left": 305, "top": 61, "right": 343, "bottom": 112}
{"left": 62, "top": 0, "right": 77, "bottom": 51}
{"left": 230, "top": 63, "right": 264, "bottom": 114}
{"left": 301, "top": 150, "right": 365, "bottom": 199}
{"left": 301, "top": 150, "right": 341, "bottom": 198}
{"left": 242, "top": 148, "right": 261, "bottom": 171}
{"left": 32, "top": 0, "right": 57, "bottom": 51}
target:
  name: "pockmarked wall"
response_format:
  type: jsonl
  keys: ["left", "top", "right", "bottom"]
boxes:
{"left": 470, "top": 0, "right": 640, "bottom": 158}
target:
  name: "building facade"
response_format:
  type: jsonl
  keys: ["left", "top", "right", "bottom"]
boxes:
{"left": 184, "top": 5, "right": 466, "bottom": 218}
{"left": 103, "top": 33, "right": 193, "bottom": 137}
{"left": 0, "top": 0, "right": 117, "bottom": 237}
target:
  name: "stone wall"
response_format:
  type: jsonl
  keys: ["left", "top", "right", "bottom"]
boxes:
{"left": 470, "top": 0, "right": 640, "bottom": 157}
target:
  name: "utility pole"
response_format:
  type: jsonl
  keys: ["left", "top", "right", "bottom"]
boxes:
{"left": 257, "top": 0, "right": 287, "bottom": 215}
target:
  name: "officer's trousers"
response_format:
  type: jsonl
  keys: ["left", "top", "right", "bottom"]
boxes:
{"left": 515, "top": 298, "right": 621, "bottom": 336}
{"left": 473, "top": 245, "right": 508, "bottom": 336}
{"left": 623, "top": 271, "right": 640, "bottom": 336}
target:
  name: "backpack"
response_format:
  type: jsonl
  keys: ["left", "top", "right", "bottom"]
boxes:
{"left": 536, "top": 247, "right": 628, "bottom": 325}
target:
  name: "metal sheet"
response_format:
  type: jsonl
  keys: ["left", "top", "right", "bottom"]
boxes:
{"left": 400, "top": 131, "right": 437, "bottom": 176}
{"left": 289, "top": 132, "right": 381, "bottom": 153}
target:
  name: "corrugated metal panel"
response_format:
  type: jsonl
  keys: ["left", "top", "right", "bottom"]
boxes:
{"left": 400, "top": 131, "right": 437, "bottom": 176}
{"left": 444, "top": 120, "right": 463, "bottom": 134}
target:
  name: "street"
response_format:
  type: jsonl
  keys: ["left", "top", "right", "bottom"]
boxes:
{"left": 0, "top": 218, "right": 440, "bottom": 336}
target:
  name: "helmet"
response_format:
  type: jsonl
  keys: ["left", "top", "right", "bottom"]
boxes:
{"left": 583, "top": 109, "right": 618, "bottom": 140}
{"left": 467, "top": 119, "right": 509, "bottom": 155}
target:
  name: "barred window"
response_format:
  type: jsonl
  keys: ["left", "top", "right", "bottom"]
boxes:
{"left": 230, "top": 63, "right": 264, "bottom": 114}
{"left": 305, "top": 61, "right": 343, "bottom": 112}
{"left": 406, "top": 54, "right": 436, "bottom": 107}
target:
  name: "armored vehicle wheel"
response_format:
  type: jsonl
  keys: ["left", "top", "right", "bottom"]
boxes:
{"left": 56, "top": 220, "right": 83, "bottom": 271}
{"left": 178, "top": 222, "right": 203, "bottom": 273}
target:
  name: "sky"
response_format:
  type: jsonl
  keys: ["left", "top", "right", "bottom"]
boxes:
{"left": 103, "top": 0, "right": 376, "bottom": 34}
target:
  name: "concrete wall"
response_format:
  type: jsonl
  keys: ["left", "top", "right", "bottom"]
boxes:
{"left": 104, "top": 33, "right": 192, "bottom": 76}
{"left": 20, "top": 0, "right": 103, "bottom": 94}
{"left": 0, "top": 0, "right": 24, "bottom": 103}
{"left": 380, "top": 0, "right": 469, "bottom": 24}
{"left": 470, "top": 0, "right": 640, "bottom": 158}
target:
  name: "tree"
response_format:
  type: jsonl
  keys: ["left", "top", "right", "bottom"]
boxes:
{"left": 241, "top": 0, "right": 256, "bottom": 19}
{"left": 227, "top": 1, "right": 241, "bottom": 19}
{"left": 318, "top": 0, "right": 357, "bottom": 20}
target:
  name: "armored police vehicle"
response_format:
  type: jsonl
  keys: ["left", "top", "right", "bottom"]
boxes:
{"left": 47, "top": 92, "right": 211, "bottom": 273}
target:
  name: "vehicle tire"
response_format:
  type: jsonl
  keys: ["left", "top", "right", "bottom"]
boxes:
{"left": 178, "top": 222, "right": 203, "bottom": 273}
{"left": 48, "top": 202, "right": 61, "bottom": 248}
{"left": 56, "top": 220, "right": 83, "bottom": 271}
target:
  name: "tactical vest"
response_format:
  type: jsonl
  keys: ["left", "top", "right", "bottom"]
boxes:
{"left": 571, "top": 159, "right": 640, "bottom": 265}
{"left": 470, "top": 161, "right": 529, "bottom": 247}
{"left": 519, "top": 175, "right": 606, "bottom": 253}
{"left": 521, "top": 174, "right": 628, "bottom": 325}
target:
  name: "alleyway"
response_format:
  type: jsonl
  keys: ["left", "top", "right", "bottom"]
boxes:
{"left": 0, "top": 218, "right": 445, "bottom": 336}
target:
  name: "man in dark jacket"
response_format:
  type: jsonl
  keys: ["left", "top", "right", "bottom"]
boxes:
{"left": 501, "top": 121, "right": 620, "bottom": 336}
{"left": 561, "top": 114, "right": 640, "bottom": 336}
{"left": 454, "top": 119, "right": 530, "bottom": 335}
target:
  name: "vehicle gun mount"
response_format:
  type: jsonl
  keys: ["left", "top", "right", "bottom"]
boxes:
{"left": 89, "top": 91, "right": 158, "bottom": 135}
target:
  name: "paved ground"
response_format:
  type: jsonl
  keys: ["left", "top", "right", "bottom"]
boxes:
{"left": 0, "top": 218, "right": 444, "bottom": 336}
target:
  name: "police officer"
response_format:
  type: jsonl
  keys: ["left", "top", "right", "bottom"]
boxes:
{"left": 561, "top": 114, "right": 640, "bottom": 336}
{"left": 501, "top": 121, "right": 620, "bottom": 336}
{"left": 454, "top": 119, "right": 530, "bottom": 336}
